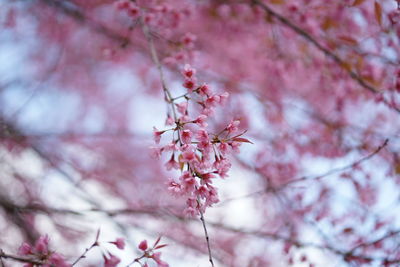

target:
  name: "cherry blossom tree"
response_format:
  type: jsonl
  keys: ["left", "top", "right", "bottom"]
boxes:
{"left": 0, "top": 0, "right": 399, "bottom": 266}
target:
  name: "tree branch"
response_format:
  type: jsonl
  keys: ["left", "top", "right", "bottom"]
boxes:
{"left": 0, "top": 250, "right": 44, "bottom": 265}
{"left": 252, "top": 0, "right": 400, "bottom": 114}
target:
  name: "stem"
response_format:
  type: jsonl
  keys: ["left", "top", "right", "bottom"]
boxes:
{"left": 141, "top": 21, "right": 178, "bottom": 121}
{"left": 197, "top": 201, "right": 215, "bottom": 267}
{"left": 71, "top": 242, "right": 98, "bottom": 266}
{"left": 0, "top": 250, "right": 44, "bottom": 265}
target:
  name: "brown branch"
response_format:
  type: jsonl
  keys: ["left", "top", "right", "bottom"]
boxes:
{"left": 9, "top": 203, "right": 400, "bottom": 265}
{"left": 350, "top": 229, "right": 400, "bottom": 252}
{"left": 281, "top": 138, "right": 389, "bottom": 187}
{"left": 0, "top": 250, "right": 44, "bottom": 265}
{"left": 220, "top": 138, "right": 389, "bottom": 204}
{"left": 252, "top": 0, "right": 400, "bottom": 114}
{"left": 40, "top": 0, "right": 129, "bottom": 46}
{"left": 198, "top": 206, "right": 215, "bottom": 267}
{"left": 141, "top": 20, "right": 178, "bottom": 121}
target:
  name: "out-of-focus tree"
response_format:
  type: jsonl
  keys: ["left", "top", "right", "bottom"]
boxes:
{"left": 0, "top": 0, "right": 399, "bottom": 266}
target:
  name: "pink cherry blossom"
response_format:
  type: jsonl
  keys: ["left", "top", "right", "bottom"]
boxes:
{"left": 153, "top": 127, "right": 165, "bottom": 144}
{"left": 104, "top": 254, "right": 121, "bottom": 267}
{"left": 110, "top": 237, "right": 125, "bottom": 250}
{"left": 226, "top": 120, "right": 240, "bottom": 134}
{"left": 165, "top": 155, "right": 179, "bottom": 170}
{"left": 34, "top": 235, "right": 49, "bottom": 254}
{"left": 18, "top": 243, "right": 32, "bottom": 255}
{"left": 176, "top": 102, "right": 188, "bottom": 114}
{"left": 193, "top": 115, "right": 208, "bottom": 127}
{"left": 180, "top": 129, "right": 192, "bottom": 144}
{"left": 182, "top": 64, "right": 196, "bottom": 79}
{"left": 138, "top": 240, "right": 148, "bottom": 251}
{"left": 196, "top": 129, "right": 209, "bottom": 142}
{"left": 205, "top": 95, "right": 221, "bottom": 107}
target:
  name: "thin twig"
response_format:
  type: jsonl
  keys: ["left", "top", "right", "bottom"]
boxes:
{"left": 220, "top": 138, "right": 389, "bottom": 204}
{"left": 0, "top": 250, "right": 43, "bottom": 265}
{"left": 198, "top": 204, "right": 215, "bottom": 267}
{"left": 252, "top": 0, "right": 400, "bottom": 114}
{"left": 281, "top": 138, "right": 389, "bottom": 187}
{"left": 71, "top": 241, "right": 98, "bottom": 266}
{"left": 141, "top": 21, "right": 178, "bottom": 121}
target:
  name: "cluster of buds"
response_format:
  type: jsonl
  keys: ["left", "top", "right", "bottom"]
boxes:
{"left": 115, "top": 1, "right": 195, "bottom": 65}
{"left": 129, "top": 237, "right": 168, "bottom": 267}
{"left": 115, "top": 0, "right": 140, "bottom": 18}
{"left": 18, "top": 235, "right": 69, "bottom": 267}
{"left": 115, "top": 0, "right": 187, "bottom": 28}
{"left": 16, "top": 233, "right": 169, "bottom": 267}
{"left": 153, "top": 64, "right": 251, "bottom": 216}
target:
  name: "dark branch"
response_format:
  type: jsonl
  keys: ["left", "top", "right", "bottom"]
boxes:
{"left": 252, "top": 0, "right": 400, "bottom": 114}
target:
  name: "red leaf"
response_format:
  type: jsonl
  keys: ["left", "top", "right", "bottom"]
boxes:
{"left": 233, "top": 137, "right": 253, "bottom": 144}
{"left": 375, "top": 2, "right": 382, "bottom": 26}
{"left": 352, "top": 0, "right": 367, "bottom": 6}
{"left": 155, "top": 244, "right": 168, "bottom": 250}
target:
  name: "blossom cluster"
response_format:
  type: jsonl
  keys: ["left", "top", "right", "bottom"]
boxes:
{"left": 15, "top": 234, "right": 168, "bottom": 267}
{"left": 132, "top": 237, "right": 168, "bottom": 267}
{"left": 115, "top": 0, "right": 196, "bottom": 65}
{"left": 153, "top": 64, "right": 250, "bottom": 216}
{"left": 18, "top": 235, "right": 69, "bottom": 267}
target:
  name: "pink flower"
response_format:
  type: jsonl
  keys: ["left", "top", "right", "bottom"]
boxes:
{"left": 110, "top": 238, "right": 125, "bottom": 250}
{"left": 49, "top": 253, "right": 69, "bottom": 267}
{"left": 176, "top": 102, "right": 188, "bottom": 114}
{"left": 164, "top": 142, "right": 178, "bottom": 152}
{"left": 197, "top": 141, "right": 212, "bottom": 156}
{"left": 34, "top": 235, "right": 49, "bottom": 254}
{"left": 152, "top": 252, "right": 169, "bottom": 267}
{"left": 144, "top": 13, "right": 154, "bottom": 24}
{"left": 226, "top": 120, "right": 240, "bottom": 134}
{"left": 180, "top": 171, "right": 196, "bottom": 192}
{"left": 149, "top": 146, "right": 163, "bottom": 159}
{"left": 205, "top": 186, "right": 219, "bottom": 206}
{"left": 205, "top": 95, "right": 220, "bottom": 107}
{"left": 198, "top": 83, "right": 211, "bottom": 96}
{"left": 219, "top": 92, "right": 229, "bottom": 105}
{"left": 182, "top": 64, "right": 196, "bottom": 79}
{"left": 128, "top": 5, "right": 140, "bottom": 18}
{"left": 167, "top": 180, "right": 183, "bottom": 196}
{"left": 184, "top": 206, "right": 198, "bottom": 217}
{"left": 165, "top": 155, "right": 179, "bottom": 170}
{"left": 138, "top": 240, "right": 148, "bottom": 251}
{"left": 201, "top": 172, "right": 216, "bottom": 184}
{"left": 181, "top": 33, "right": 197, "bottom": 48}
{"left": 181, "top": 149, "right": 196, "bottom": 163}
{"left": 104, "top": 254, "right": 121, "bottom": 267}
{"left": 201, "top": 107, "right": 214, "bottom": 116}
{"left": 115, "top": 0, "right": 130, "bottom": 10}
{"left": 214, "top": 158, "right": 231, "bottom": 178}
{"left": 18, "top": 242, "right": 32, "bottom": 255}
{"left": 196, "top": 185, "right": 209, "bottom": 198}
{"left": 229, "top": 141, "right": 241, "bottom": 153}
{"left": 153, "top": 127, "right": 165, "bottom": 144}
{"left": 193, "top": 115, "right": 208, "bottom": 127}
{"left": 179, "top": 114, "right": 190, "bottom": 123}
{"left": 218, "top": 142, "right": 230, "bottom": 155}
{"left": 180, "top": 129, "right": 192, "bottom": 144}
{"left": 183, "top": 79, "right": 195, "bottom": 92}
{"left": 165, "top": 116, "right": 174, "bottom": 126}
{"left": 196, "top": 129, "right": 209, "bottom": 142}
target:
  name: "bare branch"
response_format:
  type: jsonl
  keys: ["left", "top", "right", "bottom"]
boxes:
{"left": 252, "top": 0, "right": 400, "bottom": 114}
